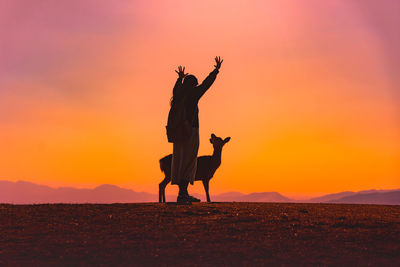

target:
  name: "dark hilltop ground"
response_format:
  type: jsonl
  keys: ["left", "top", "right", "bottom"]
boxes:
{"left": 1, "top": 203, "right": 399, "bottom": 266}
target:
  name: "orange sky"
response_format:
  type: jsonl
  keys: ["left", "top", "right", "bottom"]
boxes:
{"left": 1, "top": 0, "right": 399, "bottom": 198}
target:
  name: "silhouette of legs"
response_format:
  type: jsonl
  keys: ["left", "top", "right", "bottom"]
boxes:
{"left": 202, "top": 180, "right": 211, "bottom": 202}
{"left": 177, "top": 180, "right": 200, "bottom": 203}
{"left": 177, "top": 180, "right": 190, "bottom": 204}
{"left": 178, "top": 180, "right": 189, "bottom": 196}
{"left": 159, "top": 176, "right": 171, "bottom": 203}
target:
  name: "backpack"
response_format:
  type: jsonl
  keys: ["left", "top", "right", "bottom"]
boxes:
{"left": 166, "top": 96, "right": 193, "bottom": 143}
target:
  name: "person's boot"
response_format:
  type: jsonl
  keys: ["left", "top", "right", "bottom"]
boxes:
{"left": 177, "top": 181, "right": 192, "bottom": 204}
{"left": 186, "top": 195, "right": 200, "bottom": 202}
{"left": 178, "top": 181, "right": 201, "bottom": 203}
{"left": 177, "top": 194, "right": 192, "bottom": 204}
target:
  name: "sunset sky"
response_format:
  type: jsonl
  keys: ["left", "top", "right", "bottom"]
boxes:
{"left": 1, "top": 0, "right": 399, "bottom": 198}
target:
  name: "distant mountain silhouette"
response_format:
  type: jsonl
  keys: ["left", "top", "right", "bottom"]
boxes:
{"left": 0, "top": 181, "right": 293, "bottom": 204}
{"left": 0, "top": 181, "right": 155, "bottom": 204}
{"left": 309, "top": 189, "right": 400, "bottom": 205}
{"left": 0, "top": 180, "right": 399, "bottom": 204}
{"left": 308, "top": 191, "right": 356, "bottom": 203}
{"left": 327, "top": 190, "right": 400, "bottom": 205}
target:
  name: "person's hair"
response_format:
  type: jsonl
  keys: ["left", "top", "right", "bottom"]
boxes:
{"left": 182, "top": 75, "right": 198, "bottom": 88}
{"left": 170, "top": 75, "right": 198, "bottom": 106}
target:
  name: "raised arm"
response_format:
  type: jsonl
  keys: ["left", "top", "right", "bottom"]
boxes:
{"left": 172, "top": 77, "right": 183, "bottom": 95}
{"left": 173, "top": 66, "right": 188, "bottom": 95}
{"left": 194, "top": 56, "right": 223, "bottom": 100}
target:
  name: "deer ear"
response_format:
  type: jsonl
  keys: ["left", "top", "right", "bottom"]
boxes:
{"left": 211, "top": 133, "right": 216, "bottom": 138}
{"left": 223, "top": 137, "right": 231, "bottom": 143}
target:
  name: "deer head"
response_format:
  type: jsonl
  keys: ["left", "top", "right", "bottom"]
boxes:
{"left": 209, "top": 133, "right": 231, "bottom": 150}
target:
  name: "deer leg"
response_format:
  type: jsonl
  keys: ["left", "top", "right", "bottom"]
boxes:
{"left": 202, "top": 179, "right": 211, "bottom": 202}
{"left": 159, "top": 176, "right": 170, "bottom": 203}
{"left": 162, "top": 186, "right": 165, "bottom": 203}
{"left": 158, "top": 182, "right": 163, "bottom": 203}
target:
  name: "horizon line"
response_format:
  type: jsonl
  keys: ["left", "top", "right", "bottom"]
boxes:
{"left": 1, "top": 179, "right": 399, "bottom": 201}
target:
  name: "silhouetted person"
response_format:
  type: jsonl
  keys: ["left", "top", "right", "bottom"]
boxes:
{"left": 167, "top": 56, "right": 223, "bottom": 203}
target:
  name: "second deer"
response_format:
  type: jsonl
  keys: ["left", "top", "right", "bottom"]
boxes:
{"left": 159, "top": 133, "right": 230, "bottom": 203}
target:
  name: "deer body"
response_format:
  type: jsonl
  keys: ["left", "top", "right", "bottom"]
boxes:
{"left": 159, "top": 134, "right": 230, "bottom": 203}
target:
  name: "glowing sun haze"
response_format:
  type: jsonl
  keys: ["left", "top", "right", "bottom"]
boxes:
{"left": 1, "top": 0, "right": 399, "bottom": 198}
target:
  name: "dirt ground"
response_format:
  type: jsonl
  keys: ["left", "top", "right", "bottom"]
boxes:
{"left": 0, "top": 202, "right": 399, "bottom": 266}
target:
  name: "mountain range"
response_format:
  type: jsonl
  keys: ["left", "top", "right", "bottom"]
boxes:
{"left": 0, "top": 180, "right": 399, "bottom": 205}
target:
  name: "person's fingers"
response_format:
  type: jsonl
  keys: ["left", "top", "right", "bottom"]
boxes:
{"left": 175, "top": 70, "right": 179, "bottom": 74}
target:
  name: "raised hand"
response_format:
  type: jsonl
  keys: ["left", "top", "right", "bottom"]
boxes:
{"left": 214, "top": 56, "right": 223, "bottom": 70}
{"left": 175, "top": 66, "right": 188, "bottom": 79}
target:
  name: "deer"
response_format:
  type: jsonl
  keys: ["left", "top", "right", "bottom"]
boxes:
{"left": 159, "top": 133, "right": 230, "bottom": 203}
